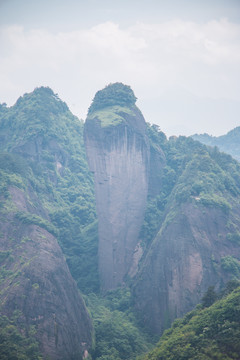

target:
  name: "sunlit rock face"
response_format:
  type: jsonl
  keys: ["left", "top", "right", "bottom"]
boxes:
{"left": 84, "top": 83, "right": 150, "bottom": 291}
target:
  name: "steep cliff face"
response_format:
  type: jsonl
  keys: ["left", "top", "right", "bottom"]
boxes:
{"left": 133, "top": 135, "right": 240, "bottom": 334}
{"left": 134, "top": 204, "right": 240, "bottom": 334}
{"left": 0, "top": 185, "right": 93, "bottom": 359}
{"left": 84, "top": 83, "right": 150, "bottom": 291}
{"left": 3, "top": 84, "right": 240, "bottom": 357}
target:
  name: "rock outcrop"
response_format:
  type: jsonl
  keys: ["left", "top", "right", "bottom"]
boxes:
{"left": 3, "top": 84, "right": 240, "bottom": 354}
{"left": 133, "top": 139, "right": 240, "bottom": 334}
{"left": 0, "top": 185, "right": 93, "bottom": 359}
{"left": 84, "top": 83, "right": 150, "bottom": 291}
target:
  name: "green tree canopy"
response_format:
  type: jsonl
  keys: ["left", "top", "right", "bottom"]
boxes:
{"left": 88, "top": 83, "right": 137, "bottom": 114}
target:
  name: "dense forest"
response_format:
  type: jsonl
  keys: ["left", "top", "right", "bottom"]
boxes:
{"left": 0, "top": 84, "right": 240, "bottom": 359}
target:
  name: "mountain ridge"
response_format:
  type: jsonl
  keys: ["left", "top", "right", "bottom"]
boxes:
{"left": 192, "top": 126, "right": 240, "bottom": 162}
{"left": 1, "top": 84, "right": 240, "bottom": 359}
{"left": 0, "top": 87, "right": 95, "bottom": 359}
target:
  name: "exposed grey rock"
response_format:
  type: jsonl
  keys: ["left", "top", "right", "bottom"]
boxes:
{"left": 84, "top": 105, "right": 150, "bottom": 291}
{"left": 133, "top": 202, "right": 240, "bottom": 334}
{"left": 0, "top": 186, "right": 93, "bottom": 359}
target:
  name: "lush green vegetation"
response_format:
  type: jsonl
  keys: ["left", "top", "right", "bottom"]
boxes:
{"left": 1, "top": 87, "right": 240, "bottom": 360}
{"left": 143, "top": 283, "right": 240, "bottom": 360}
{"left": 85, "top": 288, "right": 155, "bottom": 360}
{"left": 87, "top": 105, "right": 133, "bottom": 127}
{"left": 227, "top": 232, "right": 240, "bottom": 244}
{"left": 140, "top": 124, "right": 240, "bottom": 252}
{"left": 0, "top": 87, "right": 154, "bottom": 360}
{"left": 192, "top": 126, "right": 240, "bottom": 162}
{"left": 0, "top": 312, "right": 42, "bottom": 360}
{"left": 88, "top": 83, "right": 137, "bottom": 115}
{"left": 0, "top": 152, "right": 28, "bottom": 177}
{"left": 15, "top": 211, "right": 58, "bottom": 236}
{"left": 221, "top": 256, "right": 240, "bottom": 279}
{"left": 0, "top": 87, "right": 99, "bottom": 294}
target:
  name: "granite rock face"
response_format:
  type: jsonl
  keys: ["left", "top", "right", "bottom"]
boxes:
{"left": 133, "top": 193, "right": 240, "bottom": 335}
{"left": 4, "top": 84, "right": 240, "bottom": 350}
{"left": 84, "top": 85, "right": 150, "bottom": 291}
{"left": 84, "top": 84, "right": 240, "bottom": 337}
{"left": 0, "top": 186, "right": 93, "bottom": 359}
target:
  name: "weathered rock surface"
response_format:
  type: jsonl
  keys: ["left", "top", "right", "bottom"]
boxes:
{"left": 133, "top": 200, "right": 240, "bottom": 335}
{"left": 84, "top": 86, "right": 150, "bottom": 291}
{"left": 0, "top": 186, "right": 93, "bottom": 359}
{"left": 3, "top": 84, "right": 240, "bottom": 352}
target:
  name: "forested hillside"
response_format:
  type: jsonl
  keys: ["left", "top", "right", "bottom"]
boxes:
{"left": 192, "top": 127, "right": 240, "bottom": 162}
{"left": 0, "top": 86, "right": 155, "bottom": 359}
{"left": 0, "top": 87, "right": 96, "bottom": 358}
{"left": 1, "top": 84, "right": 240, "bottom": 359}
{"left": 133, "top": 124, "right": 240, "bottom": 334}
{"left": 0, "top": 87, "right": 98, "bottom": 293}
{"left": 143, "top": 282, "right": 240, "bottom": 360}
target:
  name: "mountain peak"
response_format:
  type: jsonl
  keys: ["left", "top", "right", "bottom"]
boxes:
{"left": 15, "top": 86, "right": 69, "bottom": 113}
{"left": 88, "top": 82, "right": 137, "bottom": 115}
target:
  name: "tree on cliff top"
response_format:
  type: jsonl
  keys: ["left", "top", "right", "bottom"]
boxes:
{"left": 88, "top": 82, "right": 137, "bottom": 114}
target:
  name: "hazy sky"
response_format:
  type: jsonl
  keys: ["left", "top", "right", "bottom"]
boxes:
{"left": 1, "top": 0, "right": 240, "bottom": 136}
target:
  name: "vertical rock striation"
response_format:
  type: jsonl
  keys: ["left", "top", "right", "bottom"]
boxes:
{"left": 84, "top": 83, "right": 149, "bottom": 291}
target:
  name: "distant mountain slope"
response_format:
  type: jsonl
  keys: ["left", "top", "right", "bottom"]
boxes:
{"left": 143, "top": 284, "right": 240, "bottom": 360}
{"left": 192, "top": 126, "right": 240, "bottom": 162}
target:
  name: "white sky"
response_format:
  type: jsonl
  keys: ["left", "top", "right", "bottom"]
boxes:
{"left": 0, "top": 0, "right": 240, "bottom": 136}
